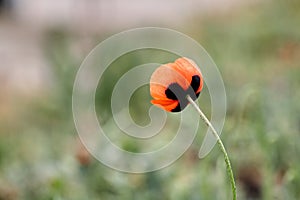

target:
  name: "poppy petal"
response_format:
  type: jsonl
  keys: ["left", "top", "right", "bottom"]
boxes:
{"left": 151, "top": 99, "right": 178, "bottom": 112}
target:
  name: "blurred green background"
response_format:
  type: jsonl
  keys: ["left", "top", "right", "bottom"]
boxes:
{"left": 1, "top": 0, "right": 300, "bottom": 199}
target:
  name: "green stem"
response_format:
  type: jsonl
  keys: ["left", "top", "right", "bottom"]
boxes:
{"left": 186, "top": 95, "right": 237, "bottom": 200}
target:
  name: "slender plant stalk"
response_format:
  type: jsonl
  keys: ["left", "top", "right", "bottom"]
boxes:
{"left": 186, "top": 95, "right": 237, "bottom": 200}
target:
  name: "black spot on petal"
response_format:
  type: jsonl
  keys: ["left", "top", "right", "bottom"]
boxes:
{"left": 165, "top": 77, "right": 201, "bottom": 112}
{"left": 191, "top": 75, "right": 201, "bottom": 93}
{"left": 165, "top": 83, "right": 180, "bottom": 100}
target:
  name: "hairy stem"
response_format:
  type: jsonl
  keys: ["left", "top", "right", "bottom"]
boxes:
{"left": 186, "top": 95, "right": 237, "bottom": 200}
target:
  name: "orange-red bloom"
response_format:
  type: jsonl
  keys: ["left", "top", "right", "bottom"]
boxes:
{"left": 150, "top": 57, "right": 203, "bottom": 112}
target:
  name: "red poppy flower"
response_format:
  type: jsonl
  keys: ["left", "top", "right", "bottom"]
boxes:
{"left": 150, "top": 57, "right": 203, "bottom": 112}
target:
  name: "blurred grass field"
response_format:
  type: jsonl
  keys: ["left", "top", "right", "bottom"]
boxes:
{"left": 1, "top": 0, "right": 300, "bottom": 199}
